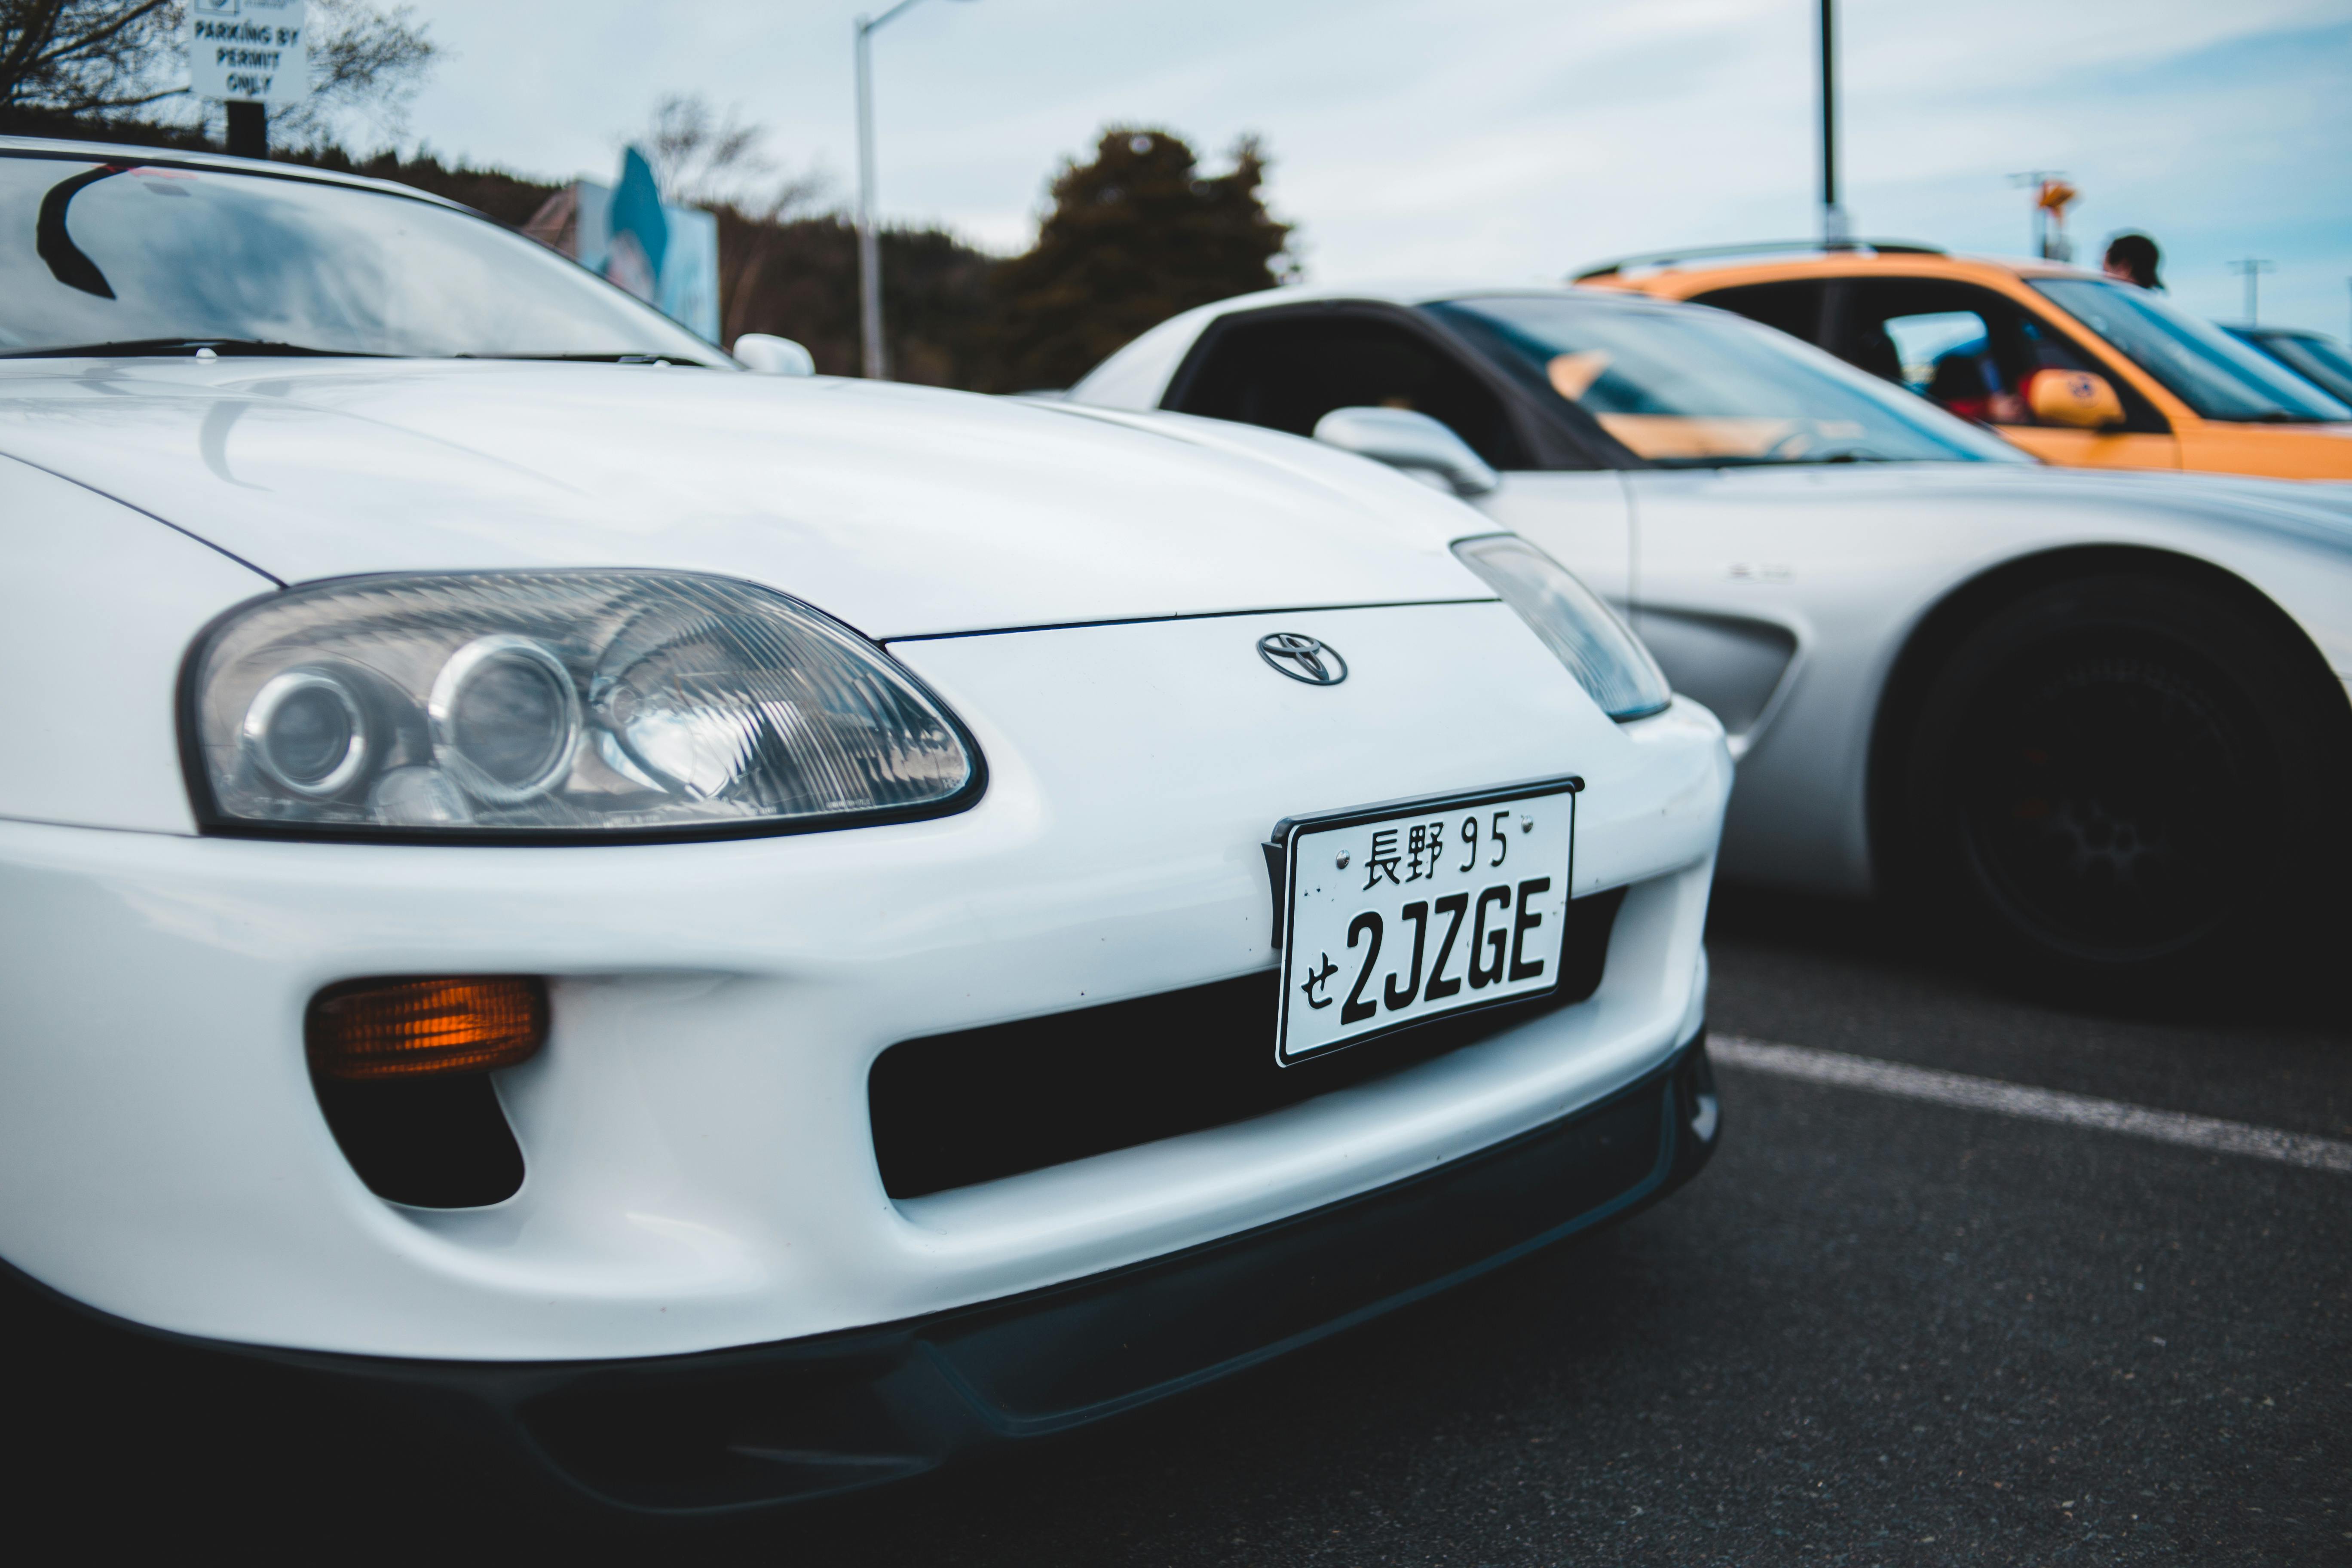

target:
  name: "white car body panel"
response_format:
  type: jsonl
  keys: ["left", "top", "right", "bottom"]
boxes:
{"left": 0, "top": 454, "right": 270, "bottom": 833}
{"left": 0, "top": 360, "right": 1494, "bottom": 643}
{"left": 1474, "top": 470, "right": 1635, "bottom": 604}
{"left": 1615, "top": 462, "right": 2352, "bottom": 890}
{"left": 0, "top": 594, "right": 1722, "bottom": 1359}
{"left": 1071, "top": 282, "right": 2352, "bottom": 897}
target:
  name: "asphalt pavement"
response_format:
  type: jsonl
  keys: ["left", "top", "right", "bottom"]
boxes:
{"left": 12, "top": 888, "right": 2348, "bottom": 1562}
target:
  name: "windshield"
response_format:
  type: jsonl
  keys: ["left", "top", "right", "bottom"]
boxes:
{"left": 0, "top": 153, "right": 727, "bottom": 364}
{"left": 1426, "top": 295, "right": 2027, "bottom": 466}
{"left": 2235, "top": 330, "right": 2352, "bottom": 408}
{"left": 2030, "top": 278, "right": 2350, "bottom": 424}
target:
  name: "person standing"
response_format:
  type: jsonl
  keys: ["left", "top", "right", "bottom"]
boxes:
{"left": 2103, "top": 232, "right": 2162, "bottom": 290}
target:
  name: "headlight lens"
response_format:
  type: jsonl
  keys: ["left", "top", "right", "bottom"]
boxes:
{"left": 1452, "top": 534, "right": 1672, "bottom": 720}
{"left": 188, "top": 572, "right": 980, "bottom": 837}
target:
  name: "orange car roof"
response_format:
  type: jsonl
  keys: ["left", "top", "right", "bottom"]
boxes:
{"left": 1573, "top": 241, "right": 2093, "bottom": 289}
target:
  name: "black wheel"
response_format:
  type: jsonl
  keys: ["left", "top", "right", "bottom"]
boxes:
{"left": 1894, "top": 572, "right": 2341, "bottom": 995}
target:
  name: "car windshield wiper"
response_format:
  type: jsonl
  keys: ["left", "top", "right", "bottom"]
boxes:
{"left": 451, "top": 351, "right": 709, "bottom": 364}
{"left": 0, "top": 338, "right": 394, "bottom": 360}
{"left": 1663, "top": 450, "right": 1899, "bottom": 469}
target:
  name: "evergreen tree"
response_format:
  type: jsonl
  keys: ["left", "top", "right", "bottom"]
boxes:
{"left": 986, "top": 127, "right": 1292, "bottom": 393}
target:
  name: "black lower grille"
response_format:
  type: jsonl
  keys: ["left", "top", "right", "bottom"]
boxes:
{"left": 870, "top": 886, "right": 1627, "bottom": 1198}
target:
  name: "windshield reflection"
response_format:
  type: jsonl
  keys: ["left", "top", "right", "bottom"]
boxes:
{"left": 2031, "top": 278, "right": 2350, "bottom": 424}
{"left": 0, "top": 155, "right": 727, "bottom": 364}
{"left": 1429, "top": 295, "right": 2027, "bottom": 467}
{"left": 2238, "top": 332, "right": 2352, "bottom": 407}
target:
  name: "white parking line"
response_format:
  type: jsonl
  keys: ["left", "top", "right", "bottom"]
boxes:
{"left": 1710, "top": 1035, "right": 2352, "bottom": 1176}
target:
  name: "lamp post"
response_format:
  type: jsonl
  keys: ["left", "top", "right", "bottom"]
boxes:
{"left": 2228, "top": 258, "right": 2275, "bottom": 325}
{"left": 1817, "top": 0, "right": 1847, "bottom": 245}
{"left": 854, "top": 0, "right": 973, "bottom": 380}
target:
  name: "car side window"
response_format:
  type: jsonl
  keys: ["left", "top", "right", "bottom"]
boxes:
{"left": 1166, "top": 312, "right": 1531, "bottom": 469}
{"left": 1834, "top": 279, "right": 2168, "bottom": 434}
{"left": 1877, "top": 309, "right": 2018, "bottom": 422}
{"left": 1685, "top": 281, "right": 1832, "bottom": 349}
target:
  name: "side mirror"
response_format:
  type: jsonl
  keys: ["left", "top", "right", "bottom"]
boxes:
{"left": 734, "top": 334, "right": 816, "bottom": 377}
{"left": 2026, "top": 368, "right": 2125, "bottom": 431}
{"left": 1312, "top": 407, "right": 1499, "bottom": 498}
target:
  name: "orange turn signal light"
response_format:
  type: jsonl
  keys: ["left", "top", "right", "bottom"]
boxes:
{"left": 306, "top": 976, "right": 548, "bottom": 1081}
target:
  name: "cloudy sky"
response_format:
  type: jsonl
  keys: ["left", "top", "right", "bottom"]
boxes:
{"left": 392, "top": 0, "right": 2352, "bottom": 334}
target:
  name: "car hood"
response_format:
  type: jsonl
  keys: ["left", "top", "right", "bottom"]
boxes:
{"left": 0, "top": 359, "right": 1493, "bottom": 638}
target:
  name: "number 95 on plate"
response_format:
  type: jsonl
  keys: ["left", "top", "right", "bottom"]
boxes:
{"left": 1272, "top": 776, "right": 1580, "bottom": 1066}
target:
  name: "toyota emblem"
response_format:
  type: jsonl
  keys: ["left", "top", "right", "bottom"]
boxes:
{"left": 1257, "top": 632, "right": 1348, "bottom": 686}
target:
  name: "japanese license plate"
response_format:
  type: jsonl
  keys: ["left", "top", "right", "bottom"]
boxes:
{"left": 1272, "top": 777, "right": 1581, "bottom": 1066}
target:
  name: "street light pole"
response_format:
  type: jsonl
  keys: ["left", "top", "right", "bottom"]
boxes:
{"left": 854, "top": 14, "right": 882, "bottom": 380}
{"left": 1818, "top": 0, "right": 1846, "bottom": 244}
{"left": 854, "top": 0, "right": 970, "bottom": 380}
{"left": 2229, "top": 258, "right": 2275, "bottom": 325}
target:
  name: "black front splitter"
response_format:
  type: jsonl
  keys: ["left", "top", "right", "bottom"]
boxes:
{"left": 5, "top": 1030, "right": 1719, "bottom": 1516}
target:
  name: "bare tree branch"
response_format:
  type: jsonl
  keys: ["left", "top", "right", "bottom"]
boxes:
{"left": 28, "top": 0, "right": 173, "bottom": 70}
{"left": 635, "top": 92, "right": 782, "bottom": 208}
{"left": 0, "top": 0, "right": 436, "bottom": 146}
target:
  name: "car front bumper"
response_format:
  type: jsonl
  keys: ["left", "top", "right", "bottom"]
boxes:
{"left": 9, "top": 1028, "right": 1718, "bottom": 1515}
{"left": 0, "top": 604, "right": 1727, "bottom": 1371}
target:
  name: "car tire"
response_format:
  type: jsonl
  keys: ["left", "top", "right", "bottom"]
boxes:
{"left": 1893, "top": 571, "right": 2341, "bottom": 998}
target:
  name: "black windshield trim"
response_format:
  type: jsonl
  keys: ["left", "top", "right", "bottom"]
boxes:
{"left": 449, "top": 352, "right": 717, "bottom": 365}
{"left": 0, "top": 337, "right": 401, "bottom": 360}
{"left": 0, "top": 143, "right": 474, "bottom": 215}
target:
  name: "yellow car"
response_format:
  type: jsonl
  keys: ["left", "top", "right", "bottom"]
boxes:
{"left": 1580, "top": 243, "right": 2352, "bottom": 480}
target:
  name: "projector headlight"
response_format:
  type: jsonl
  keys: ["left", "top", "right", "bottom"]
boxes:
{"left": 187, "top": 572, "right": 981, "bottom": 839}
{"left": 1452, "top": 534, "right": 1672, "bottom": 721}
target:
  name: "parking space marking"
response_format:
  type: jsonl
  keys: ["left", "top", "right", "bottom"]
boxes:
{"left": 1711, "top": 1036, "right": 2352, "bottom": 1175}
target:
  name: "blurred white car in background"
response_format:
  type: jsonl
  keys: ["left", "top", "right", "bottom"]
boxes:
{"left": 2226, "top": 323, "right": 2352, "bottom": 409}
{"left": 0, "top": 142, "right": 1730, "bottom": 1513}
{"left": 1073, "top": 283, "right": 2352, "bottom": 992}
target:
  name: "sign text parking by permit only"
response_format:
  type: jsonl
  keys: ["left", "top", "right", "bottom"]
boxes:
{"left": 188, "top": 0, "right": 310, "bottom": 106}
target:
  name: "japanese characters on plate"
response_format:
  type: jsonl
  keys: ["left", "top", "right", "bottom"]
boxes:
{"left": 1275, "top": 779, "right": 1579, "bottom": 1065}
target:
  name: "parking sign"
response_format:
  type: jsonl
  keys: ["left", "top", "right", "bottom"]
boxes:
{"left": 187, "top": 0, "right": 310, "bottom": 106}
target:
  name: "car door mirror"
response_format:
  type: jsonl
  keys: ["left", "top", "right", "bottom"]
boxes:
{"left": 2026, "top": 368, "right": 2125, "bottom": 430}
{"left": 1312, "top": 407, "right": 1500, "bottom": 497}
{"left": 735, "top": 334, "right": 816, "bottom": 376}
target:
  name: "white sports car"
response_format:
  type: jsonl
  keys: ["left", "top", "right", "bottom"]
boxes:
{"left": 1072, "top": 285, "right": 2352, "bottom": 991}
{"left": 0, "top": 141, "right": 1729, "bottom": 1512}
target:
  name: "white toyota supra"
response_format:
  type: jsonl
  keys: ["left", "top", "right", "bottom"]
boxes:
{"left": 0, "top": 141, "right": 1729, "bottom": 1513}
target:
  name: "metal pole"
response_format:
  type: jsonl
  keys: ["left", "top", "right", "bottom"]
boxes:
{"left": 853, "top": 0, "right": 956, "bottom": 379}
{"left": 2007, "top": 171, "right": 2060, "bottom": 259}
{"left": 225, "top": 101, "right": 267, "bottom": 159}
{"left": 2230, "top": 258, "right": 2275, "bottom": 325}
{"left": 854, "top": 17, "right": 884, "bottom": 380}
{"left": 1818, "top": 0, "right": 1844, "bottom": 243}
